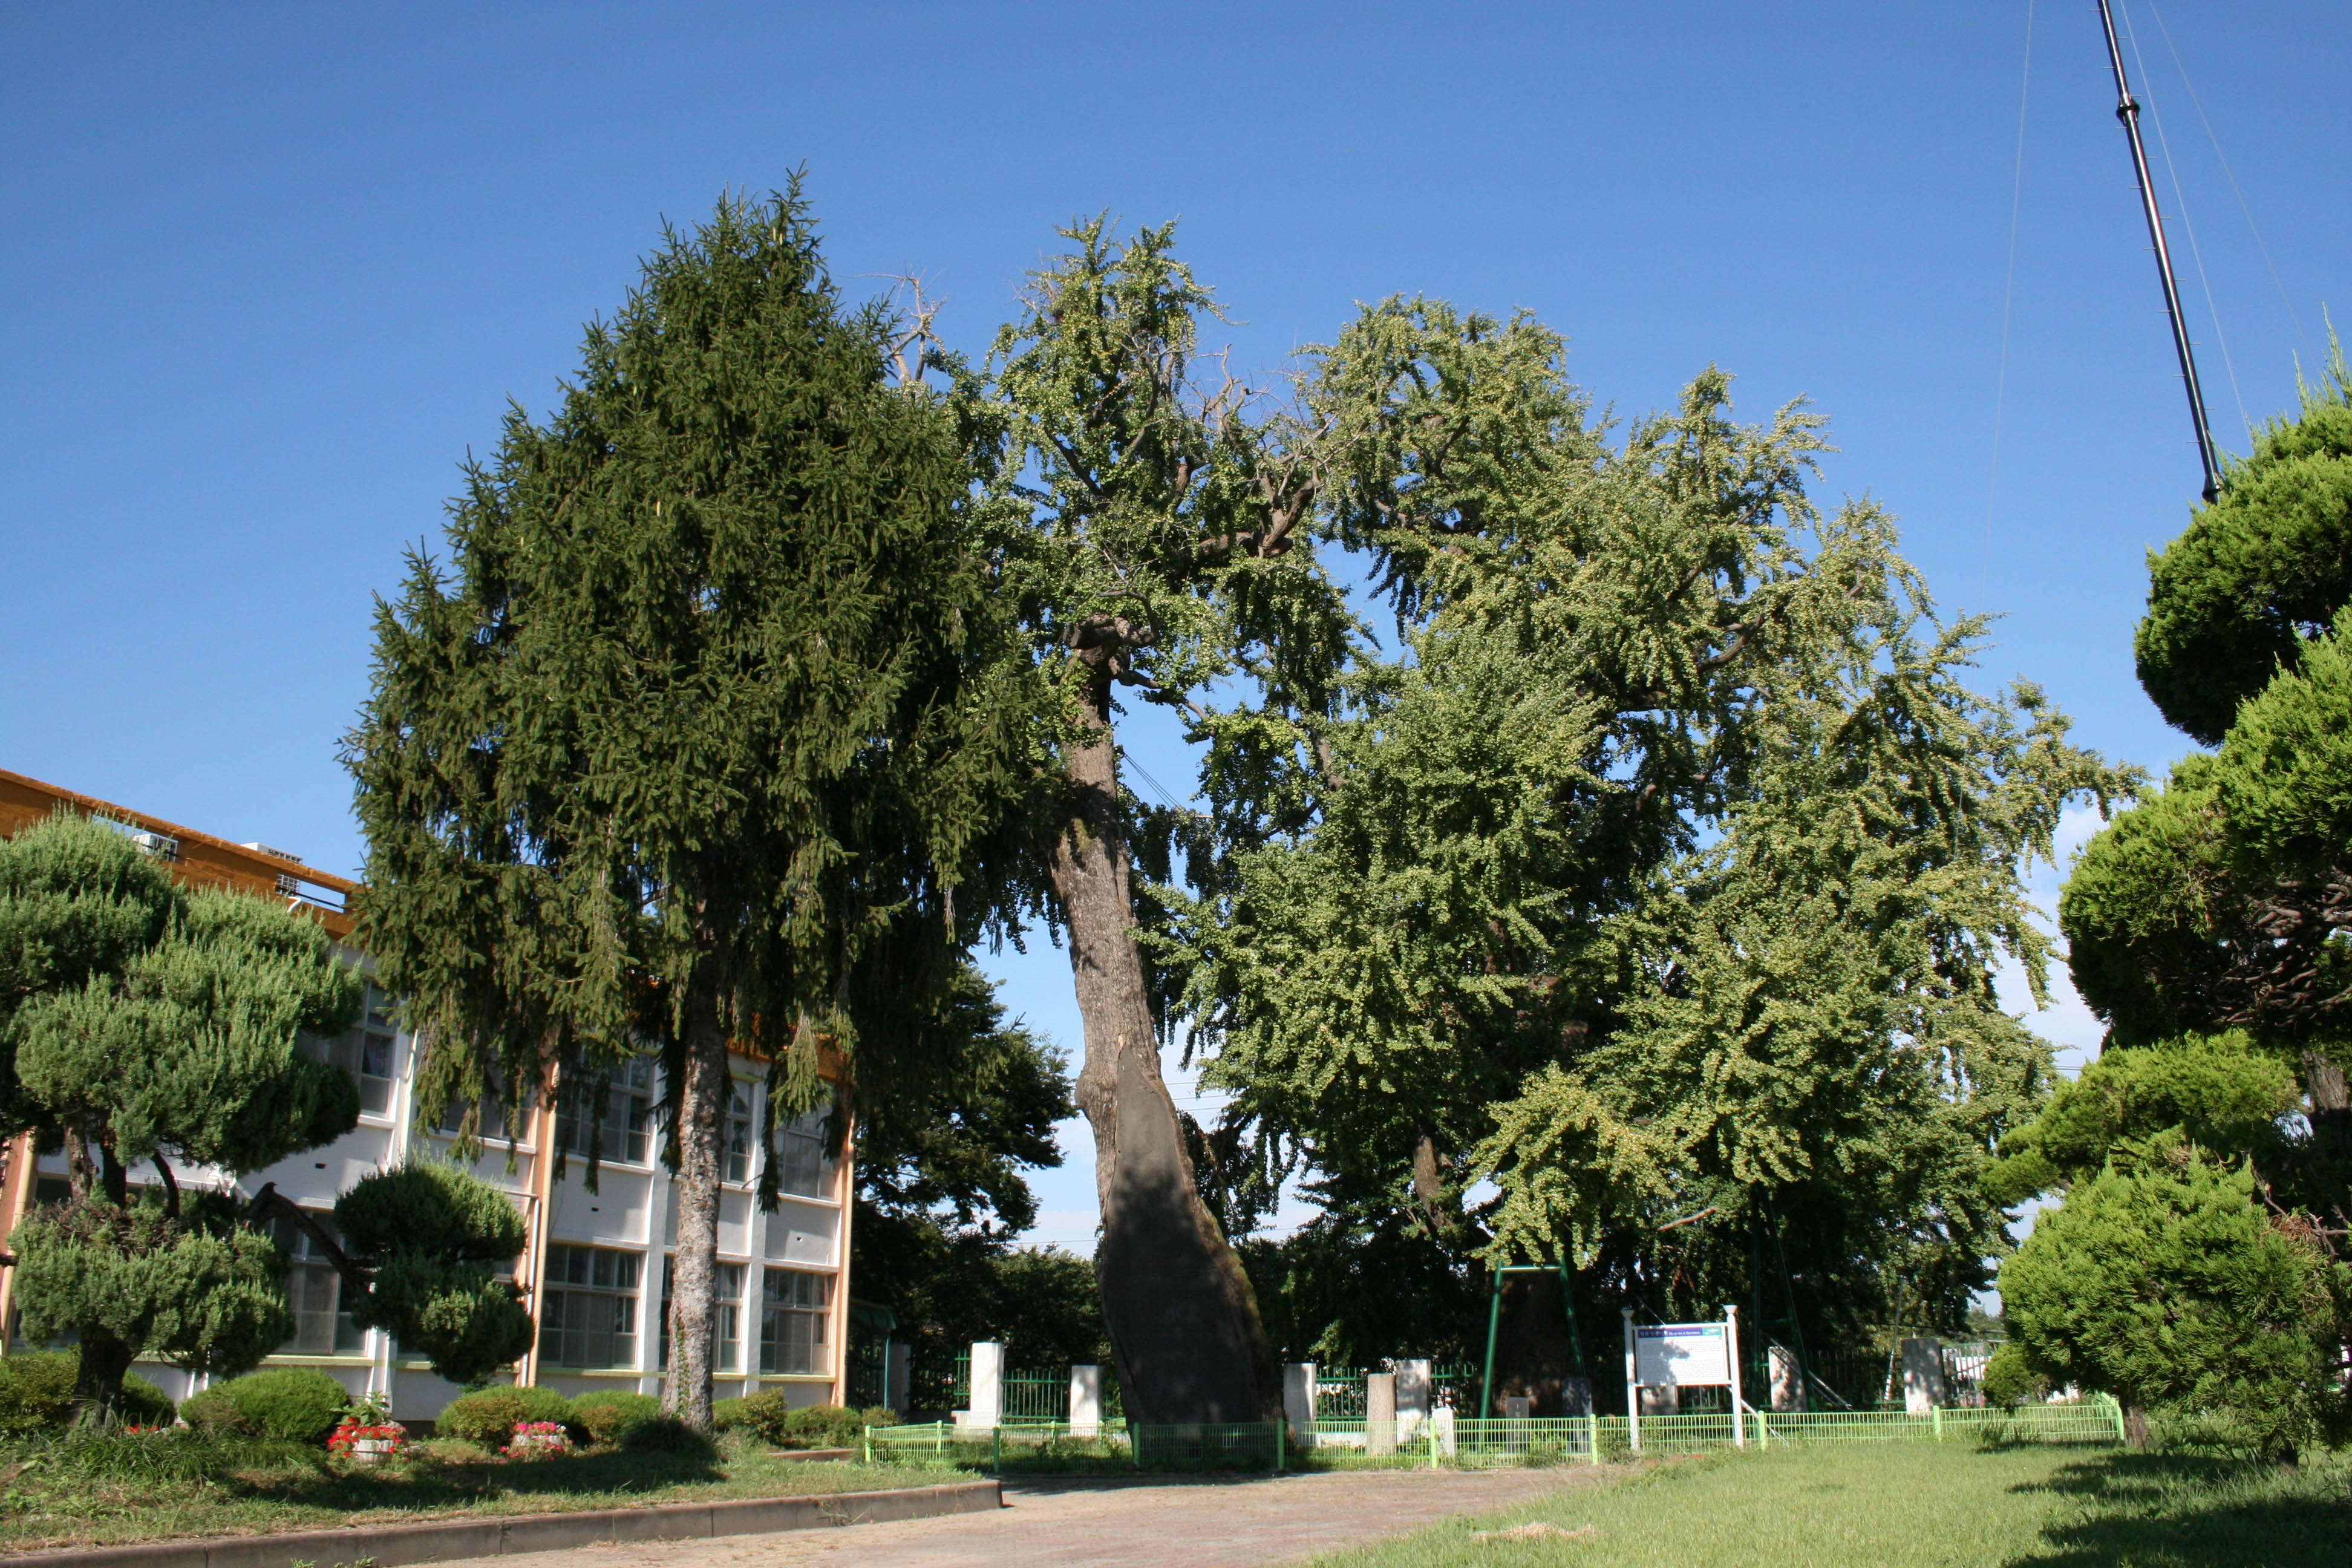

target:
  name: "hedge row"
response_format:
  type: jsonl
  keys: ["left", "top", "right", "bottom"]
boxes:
{"left": 0, "top": 1355, "right": 895, "bottom": 1454}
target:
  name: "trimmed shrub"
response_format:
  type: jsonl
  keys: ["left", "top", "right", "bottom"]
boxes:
{"left": 775, "top": 1403, "right": 864, "bottom": 1449}
{"left": 434, "top": 1386, "right": 578, "bottom": 1446}
{"left": 1979, "top": 1343, "right": 2047, "bottom": 1408}
{"left": 570, "top": 1390, "right": 661, "bottom": 1445}
{"left": 713, "top": 1397, "right": 897, "bottom": 1449}
{"left": 621, "top": 1416, "right": 720, "bottom": 1458}
{"left": 0, "top": 1351, "right": 177, "bottom": 1435}
{"left": 0, "top": 1351, "right": 82, "bottom": 1436}
{"left": 174, "top": 1368, "right": 348, "bottom": 1443}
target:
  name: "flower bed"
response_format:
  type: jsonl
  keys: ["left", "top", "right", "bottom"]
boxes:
{"left": 328, "top": 1417, "right": 410, "bottom": 1465}
{"left": 505, "top": 1420, "right": 571, "bottom": 1459}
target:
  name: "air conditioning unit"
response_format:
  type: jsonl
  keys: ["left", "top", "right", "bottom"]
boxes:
{"left": 129, "top": 830, "right": 180, "bottom": 863}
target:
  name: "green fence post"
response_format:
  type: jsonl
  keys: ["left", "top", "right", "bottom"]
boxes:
{"left": 992, "top": 1423, "right": 1002, "bottom": 1475}
{"left": 1428, "top": 1422, "right": 1439, "bottom": 1471}
{"left": 1588, "top": 1413, "right": 1601, "bottom": 1465}
{"left": 862, "top": 1425, "right": 872, "bottom": 1465}
{"left": 1275, "top": 1416, "right": 1285, "bottom": 1473}
{"left": 2106, "top": 1395, "right": 2127, "bottom": 1445}
{"left": 1932, "top": 1405, "right": 1943, "bottom": 1443}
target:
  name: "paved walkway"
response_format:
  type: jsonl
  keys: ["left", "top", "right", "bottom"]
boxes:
{"left": 439, "top": 1468, "right": 1604, "bottom": 1568}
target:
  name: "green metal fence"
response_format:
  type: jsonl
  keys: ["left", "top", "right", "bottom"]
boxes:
{"left": 863, "top": 1396, "right": 2125, "bottom": 1474}
{"left": 1001, "top": 1370, "right": 1070, "bottom": 1423}
{"left": 865, "top": 1401, "right": 2135, "bottom": 1485}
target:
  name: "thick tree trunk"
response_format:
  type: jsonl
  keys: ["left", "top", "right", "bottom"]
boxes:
{"left": 665, "top": 979, "right": 730, "bottom": 1432}
{"left": 2302, "top": 1048, "right": 2351, "bottom": 1155}
{"left": 1049, "top": 677, "right": 1276, "bottom": 1426}
{"left": 70, "top": 1333, "right": 136, "bottom": 1426}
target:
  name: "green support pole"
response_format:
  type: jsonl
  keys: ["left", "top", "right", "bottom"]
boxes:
{"left": 1479, "top": 1267, "right": 1504, "bottom": 1420}
{"left": 1557, "top": 1261, "right": 1589, "bottom": 1383}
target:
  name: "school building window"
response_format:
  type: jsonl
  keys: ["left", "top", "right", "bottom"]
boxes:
{"left": 760, "top": 1267, "right": 832, "bottom": 1376}
{"left": 311, "top": 982, "right": 397, "bottom": 1116}
{"left": 540, "top": 1244, "right": 641, "bottom": 1369}
{"left": 775, "top": 1105, "right": 838, "bottom": 1199}
{"left": 273, "top": 1214, "right": 365, "bottom": 1355}
{"left": 557, "top": 1057, "right": 657, "bottom": 1165}
{"left": 659, "top": 1258, "right": 743, "bottom": 1372}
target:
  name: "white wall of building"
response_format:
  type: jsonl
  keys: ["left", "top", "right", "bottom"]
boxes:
{"left": 13, "top": 969, "right": 853, "bottom": 1423}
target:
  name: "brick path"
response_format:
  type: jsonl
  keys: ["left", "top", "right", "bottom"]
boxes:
{"left": 433, "top": 1468, "right": 1606, "bottom": 1568}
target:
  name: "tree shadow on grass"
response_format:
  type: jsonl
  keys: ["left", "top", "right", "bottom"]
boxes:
{"left": 234, "top": 1446, "right": 730, "bottom": 1511}
{"left": 1999, "top": 1449, "right": 2352, "bottom": 1568}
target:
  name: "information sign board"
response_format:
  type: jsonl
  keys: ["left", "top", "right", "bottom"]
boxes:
{"left": 1634, "top": 1322, "right": 1731, "bottom": 1388}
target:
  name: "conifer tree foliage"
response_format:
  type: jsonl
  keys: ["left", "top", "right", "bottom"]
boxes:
{"left": 2063, "top": 353, "right": 2352, "bottom": 1143}
{"left": 960, "top": 219, "right": 1347, "bottom": 1423}
{"left": 0, "top": 814, "right": 531, "bottom": 1420}
{"left": 2024, "top": 357, "right": 2352, "bottom": 1460}
{"left": 350, "top": 187, "right": 1008, "bottom": 1429}
{"left": 1988, "top": 1031, "right": 2349, "bottom": 1459}
{"left": 2134, "top": 348, "right": 2352, "bottom": 746}
{"left": 1155, "top": 307, "right": 2125, "bottom": 1368}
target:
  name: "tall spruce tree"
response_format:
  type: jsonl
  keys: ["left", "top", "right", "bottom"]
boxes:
{"left": 349, "top": 188, "right": 1011, "bottom": 1429}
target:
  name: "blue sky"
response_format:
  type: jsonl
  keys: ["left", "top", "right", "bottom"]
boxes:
{"left": 5, "top": 2, "right": 2347, "bottom": 1250}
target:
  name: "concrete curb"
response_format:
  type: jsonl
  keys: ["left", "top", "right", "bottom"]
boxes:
{"left": 7, "top": 1480, "right": 1004, "bottom": 1568}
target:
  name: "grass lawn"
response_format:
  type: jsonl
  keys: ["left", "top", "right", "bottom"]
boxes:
{"left": 1311, "top": 1441, "right": 2352, "bottom": 1568}
{"left": 0, "top": 1435, "right": 962, "bottom": 1555}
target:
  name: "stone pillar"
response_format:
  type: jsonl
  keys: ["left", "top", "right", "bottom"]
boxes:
{"left": 1069, "top": 1364, "right": 1102, "bottom": 1436}
{"left": 886, "top": 1343, "right": 912, "bottom": 1415}
{"left": 965, "top": 1340, "right": 1004, "bottom": 1429}
{"left": 1901, "top": 1338, "right": 1947, "bottom": 1415}
{"left": 1281, "top": 1362, "right": 1318, "bottom": 1441}
{"left": 1394, "top": 1359, "right": 1431, "bottom": 1443}
{"left": 1768, "top": 1345, "right": 1805, "bottom": 1412}
{"left": 1366, "top": 1371, "right": 1397, "bottom": 1455}
{"left": 1432, "top": 1403, "right": 1457, "bottom": 1457}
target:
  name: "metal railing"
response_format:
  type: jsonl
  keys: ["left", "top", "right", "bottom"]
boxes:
{"left": 1001, "top": 1371, "right": 1070, "bottom": 1423}
{"left": 861, "top": 1396, "right": 2125, "bottom": 1474}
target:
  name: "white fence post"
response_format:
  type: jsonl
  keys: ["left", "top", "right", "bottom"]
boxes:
{"left": 966, "top": 1340, "right": 1004, "bottom": 1429}
{"left": 1281, "top": 1362, "right": 1318, "bottom": 1441}
{"left": 1366, "top": 1371, "right": 1397, "bottom": 1455}
{"left": 1901, "top": 1337, "right": 1946, "bottom": 1416}
{"left": 1395, "top": 1359, "right": 1431, "bottom": 1443}
{"left": 1068, "top": 1364, "right": 1102, "bottom": 1435}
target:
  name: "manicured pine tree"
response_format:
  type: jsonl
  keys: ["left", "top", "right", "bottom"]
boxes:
{"left": 350, "top": 186, "right": 1010, "bottom": 1430}
{"left": 0, "top": 812, "right": 531, "bottom": 1419}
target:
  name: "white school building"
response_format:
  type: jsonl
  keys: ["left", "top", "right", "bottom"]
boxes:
{"left": 0, "top": 768, "right": 857, "bottom": 1422}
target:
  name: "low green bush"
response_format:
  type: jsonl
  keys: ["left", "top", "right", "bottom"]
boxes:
{"left": 178, "top": 1368, "right": 349, "bottom": 1443}
{"left": 1980, "top": 1343, "right": 2048, "bottom": 1408}
{"left": 434, "top": 1385, "right": 579, "bottom": 1446}
{"left": 621, "top": 1415, "right": 720, "bottom": 1457}
{"left": 775, "top": 1403, "right": 868, "bottom": 1449}
{"left": 0, "top": 1351, "right": 175, "bottom": 1434}
{"left": 707, "top": 1394, "right": 896, "bottom": 1448}
{"left": 570, "top": 1389, "right": 661, "bottom": 1445}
